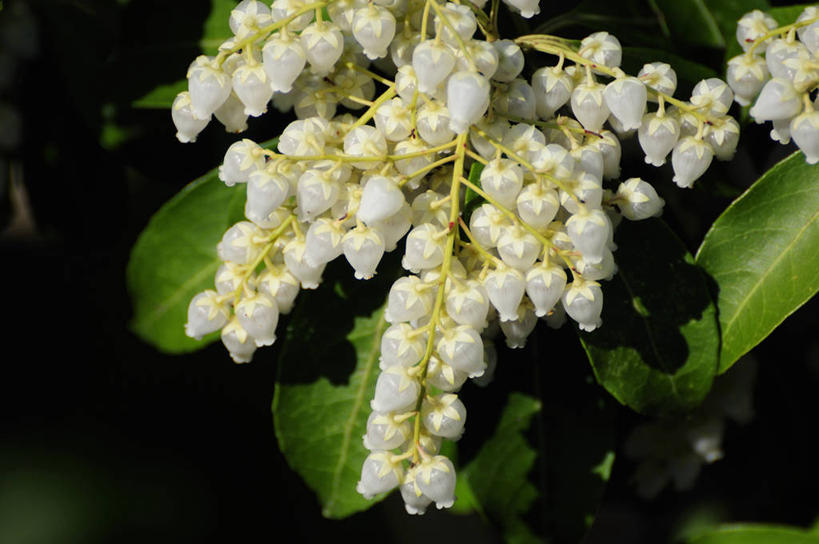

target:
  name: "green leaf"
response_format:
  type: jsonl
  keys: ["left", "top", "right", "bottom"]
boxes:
{"left": 127, "top": 138, "right": 277, "bottom": 353}
{"left": 534, "top": 1, "right": 666, "bottom": 48}
{"left": 652, "top": 0, "right": 725, "bottom": 48}
{"left": 767, "top": 4, "right": 815, "bottom": 26}
{"left": 454, "top": 359, "right": 616, "bottom": 542}
{"left": 272, "top": 260, "right": 399, "bottom": 519}
{"left": 132, "top": 80, "right": 188, "bottom": 110}
{"left": 695, "top": 152, "right": 819, "bottom": 373}
{"left": 579, "top": 218, "right": 719, "bottom": 416}
{"left": 463, "top": 161, "right": 485, "bottom": 221}
{"left": 457, "top": 393, "right": 542, "bottom": 543}
{"left": 688, "top": 524, "right": 819, "bottom": 544}
{"left": 127, "top": 170, "right": 245, "bottom": 354}
{"left": 132, "top": 0, "right": 236, "bottom": 109}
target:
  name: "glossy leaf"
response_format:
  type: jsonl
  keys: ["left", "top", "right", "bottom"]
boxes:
{"left": 463, "top": 161, "right": 485, "bottom": 221}
{"left": 579, "top": 218, "right": 719, "bottom": 416}
{"left": 132, "top": 80, "right": 188, "bottom": 110}
{"left": 767, "top": 4, "right": 817, "bottom": 25}
{"left": 688, "top": 524, "right": 819, "bottom": 544}
{"left": 651, "top": 0, "right": 725, "bottom": 48}
{"left": 456, "top": 393, "right": 542, "bottom": 543}
{"left": 272, "top": 260, "right": 399, "bottom": 519}
{"left": 454, "top": 359, "right": 616, "bottom": 542}
{"left": 127, "top": 138, "right": 278, "bottom": 353}
{"left": 696, "top": 153, "right": 819, "bottom": 373}
{"left": 127, "top": 168, "right": 247, "bottom": 353}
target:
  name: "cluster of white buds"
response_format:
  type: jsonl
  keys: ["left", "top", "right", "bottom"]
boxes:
{"left": 727, "top": 8, "right": 819, "bottom": 164}
{"left": 174, "top": 0, "right": 735, "bottom": 514}
{"left": 518, "top": 32, "right": 741, "bottom": 189}
{"left": 624, "top": 359, "right": 757, "bottom": 499}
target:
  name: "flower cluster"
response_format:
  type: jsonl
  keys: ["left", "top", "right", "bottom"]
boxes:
{"left": 727, "top": 8, "right": 819, "bottom": 164}
{"left": 175, "top": 0, "right": 739, "bottom": 514}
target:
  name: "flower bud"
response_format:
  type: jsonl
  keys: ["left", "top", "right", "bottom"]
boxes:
{"left": 219, "top": 139, "right": 265, "bottom": 186}
{"left": 232, "top": 63, "right": 273, "bottom": 116}
{"left": 343, "top": 225, "right": 385, "bottom": 279}
{"left": 412, "top": 40, "right": 456, "bottom": 94}
{"left": 380, "top": 322, "right": 426, "bottom": 368}
{"left": 353, "top": 4, "right": 397, "bottom": 59}
{"left": 562, "top": 278, "right": 603, "bottom": 332}
{"left": 386, "top": 275, "right": 435, "bottom": 323}
{"left": 446, "top": 71, "right": 489, "bottom": 134}
{"left": 531, "top": 66, "right": 574, "bottom": 119}
{"left": 525, "top": 262, "right": 567, "bottom": 317}
{"left": 571, "top": 81, "right": 610, "bottom": 132}
{"left": 750, "top": 78, "right": 803, "bottom": 122}
{"left": 283, "top": 237, "right": 327, "bottom": 289}
{"left": 638, "top": 62, "right": 677, "bottom": 95}
{"left": 671, "top": 137, "right": 714, "bottom": 189}
{"left": 736, "top": 10, "right": 777, "bottom": 53}
{"left": 491, "top": 40, "right": 524, "bottom": 82}
{"left": 726, "top": 54, "right": 769, "bottom": 106}
{"left": 790, "top": 111, "right": 819, "bottom": 164}
{"left": 217, "top": 221, "right": 265, "bottom": 264}
{"left": 615, "top": 178, "right": 664, "bottom": 220}
{"left": 185, "top": 290, "right": 230, "bottom": 340}
{"left": 257, "top": 265, "right": 300, "bottom": 314}
{"left": 500, "top": 304, "right": 537, "bottom": 348}
{"left": 436, "top": 325, "right": 485, "bottom": 378}
{"left": 263, "top": 33, "right": 307, "bottom": 93}
{"left": 415, "top": 456, "right": 456, "bottom": 509}
{"left": 363, "top": 412, "right": 412, "bottom": 450}
{"left": 445, "top": 278, "right": 490, "bottom": 329}
{"left": 221, "top": 317, "right": 257, "bottom": 363}
{"left": 604, "top": 77, "right": 647, "bottom": 131}
{"left": 371, "top": 365, "right": 420, "bottom": 412}
{"left": 235, "top": 293, "right": 279, "bottom": 347}
{"left": 172, "top": 92, "right": 210, "bottom": 143}
{"left": 483, "top": 266, "right": 526, "bottom": 321}
{"left": 188, "top": 61, "right": 232, "bottom": 119}
{"left": 300, "top": 21, "right": 344, "bottom": 76}
{"left": 567, "top": 208, "right": 611, "bottom": 264}
{"left": 579, "top": 32, "right": 622, "bottom": 68}
{"left": 638, "top": 112, "right": 680, "bottom": 167}
{"left": 356, "top": 451, "right": 403, "bottom": 499}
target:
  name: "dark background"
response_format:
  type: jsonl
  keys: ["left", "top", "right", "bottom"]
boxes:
{"left": 1, "top": 0, "right": 817, "bottom": 542}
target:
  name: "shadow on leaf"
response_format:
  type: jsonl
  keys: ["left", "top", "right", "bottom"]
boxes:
{"left": 276, "top": 253, "right": 401, "bottom": 386}
{"left": 579, "top": 218, "right": 720, "bottom": 415}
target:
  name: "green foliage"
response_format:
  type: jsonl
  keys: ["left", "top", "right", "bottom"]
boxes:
{"left": 452, "top": 365, "right": 615, "bottom": 543}
{"left": 454, "top": 393, "right": 542, "bottom": 542}
{"left": 272, "top": 262, "right": 398, "bottom": 519}
{"left": 579, "top": 219, "right": 719, "bottom": 416}
{"left": 767, "top": 3, "right": 818, "bottom": 25}
{"left": 127, "top": 138, "right": 278, "bottom": 353}
{"left": 696, "top": 153, "right": 819, "bottom": 373}
{"left": 127, "top": 167, "right": 247, "bottom": 353}
{"left": 133, "top": 80, "right": 188, "bottom": 110}
{"left": 463, "top": 161, "right": 486, "bottom": 221}
{"left": 651, "top": 0, "right": 725, "bottom": 48}
{"left": 687, "top": 524, "right": 819, "bottom": 544}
